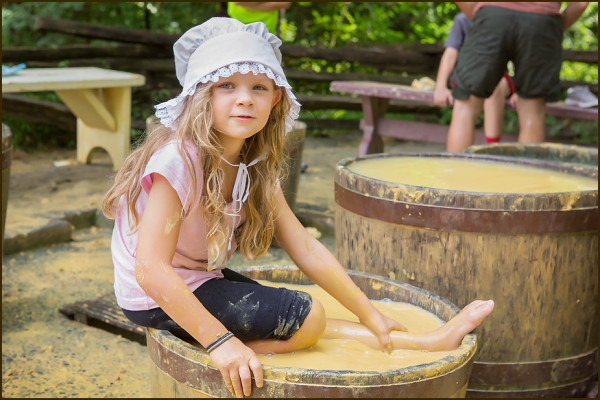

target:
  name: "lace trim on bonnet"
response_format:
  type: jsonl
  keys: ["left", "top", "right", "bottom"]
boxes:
{"left": 155, "top": 62, "right": 301, "bottom": 133}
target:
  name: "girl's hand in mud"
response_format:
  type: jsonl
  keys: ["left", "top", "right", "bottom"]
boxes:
{"left": 361, "top": 311, "right": 407, "bottom": 353}
{"left": 209, "top": 336, "right": 263, "bottom": 398}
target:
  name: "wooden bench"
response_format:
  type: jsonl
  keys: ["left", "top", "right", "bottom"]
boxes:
{"left": 2, "top": 67, "right": 145, "bottom": 169}
{"left": 330, "top": 80, "right": 598, "bottom": 155}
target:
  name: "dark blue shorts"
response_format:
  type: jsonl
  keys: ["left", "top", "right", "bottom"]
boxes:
{"left": 122, "top": 268, "right": 313, "bottom": 342}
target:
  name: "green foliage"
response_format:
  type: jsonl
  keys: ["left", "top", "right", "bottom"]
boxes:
{"left": 562, "top": 2, "right": 598, "bottom": 51}
{"left": 2, "top": 2, "right": 221, "bottom": 48}
{"left": 561, "top": 2, "right": 598, "bottom": 82}
{"left": 282, "top": 2, "right": 459, "bottom": 46}
{"left": 3, "top": 114, "right": 75, "bottom": 149}
{"left": 561, "top": 61, "right": 598, "bottom": 83}
{"left": 569, "top": 120, "right": 598, "bottom": 144}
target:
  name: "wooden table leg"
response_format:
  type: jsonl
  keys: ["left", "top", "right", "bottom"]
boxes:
{"left": 358, "top": 96, "right": 389, "bottom": 156}
{"left": 56, "top": 86, "right": 131, "bottom": 170}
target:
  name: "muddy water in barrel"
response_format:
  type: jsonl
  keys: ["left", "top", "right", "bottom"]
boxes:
{"left": 348, "top": 156, "right": 597, "bottom": 193}
{"left": 335, "top": 153, "right": 598, "bottom": 397}
{"left": 255, "top": 281, "right": 456, "bottom": 371}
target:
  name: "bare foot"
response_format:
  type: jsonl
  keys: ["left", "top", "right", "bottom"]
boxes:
{"left": 322, "top": 300, "right": 494, "bottom": 353}
{"left": 429, "top": 300, "right": 495, "bottom": 351}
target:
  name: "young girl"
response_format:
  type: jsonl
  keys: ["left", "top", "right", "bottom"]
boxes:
{"left": 102, "top": 18, "right": 494, "bottom": 398}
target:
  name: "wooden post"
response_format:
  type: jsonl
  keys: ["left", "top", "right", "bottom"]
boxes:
{"left": 358, "top": 96, "right": 388, "bottom": 156}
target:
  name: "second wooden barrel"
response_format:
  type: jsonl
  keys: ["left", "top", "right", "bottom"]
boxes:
{"left": 147, "top": 265, "right": 477, "bottom": 398}
{"left": 464, "top": 142, "right": 598, "bottom": 167}
{"left": 280, "top": 121, "right": 306, "bottom": 211}
{"left": 335, "top": 153, "right": 598, "bottom": 397}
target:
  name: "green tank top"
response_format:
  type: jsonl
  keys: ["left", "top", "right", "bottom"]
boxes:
{"left": 227, "top": 3, "right": 279, "bottom": 33}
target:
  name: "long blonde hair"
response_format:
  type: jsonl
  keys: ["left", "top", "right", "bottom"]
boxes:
{"left": 102, "top": 80, "right": 291, "bottom": 262}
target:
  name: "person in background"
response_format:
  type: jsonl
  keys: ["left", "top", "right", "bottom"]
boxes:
{"left": 434, "top": 11, "right": 517, "bottom": 145}
{"left": 446, "top": 2, "right": 589, "bottom": 153}
{"left": 227, "top": 2, "right": 291, "bottom": 35}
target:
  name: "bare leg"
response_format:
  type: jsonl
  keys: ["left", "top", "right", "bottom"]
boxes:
{"left": 322, "top": 300, "right": 494, "bottom": 352}
{"left": 483, "top": 78, "right": 510, "bottom": 141}
{"left": 516, "top": 97, "right": 546, "bottom": 143}
{"left": 243, "top": 298, "right": 493, "bottom": 355}
{"left": 447, "top": 95, "right": 484, "bottom": 153}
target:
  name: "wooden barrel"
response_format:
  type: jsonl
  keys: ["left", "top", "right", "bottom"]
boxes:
{"left": 464, "top": 142, "right": 598, "bottom": 167}
{"left": 147, "top": 265, "right": 477, "bottom": 398}
{"left": 145, "top": 117, "right": 306, "bottom": 211}
{"left": 280, "top": 121, "right": 306, "bottom": 211}
{"left": 334, "top": 153, "right": 598, "bottom": 398}
{"left": 2, "top": 123, "right": 12, "bottom": 258}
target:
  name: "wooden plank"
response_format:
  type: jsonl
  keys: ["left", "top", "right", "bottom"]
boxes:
{"left": 2, "top": 44, "right": 172, "bottom": 62}
{"left": 34, "top": 15, "right": 177, "bottom": 46}
{"left": 331, "top": 80, "right": 598, "bottom": 121}
{"left": 295, "top": 93, "right": 439, "bottom": 114}
{"left": 331, "top": 80, "right": 433, "bottom": 102}
{"left": 2, "top": 67, "right": 145, "bottom": 93}
{"left": 374, "top": 119, "right": 517, "bottom": 144}
{"left": 511, "top": 101, "right": 598, "bottom": 121}
{"left": 59, "top": 293, "right": 146, "bottom": 344}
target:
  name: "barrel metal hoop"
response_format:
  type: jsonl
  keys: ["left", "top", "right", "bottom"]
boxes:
{"left": 469, "top": 348, "right": 598, "bottom": 387}
{"left": 335, "top": 183, "right": 598, "bottom": 234}
{"left": 467, "top": 375, "right": 596, "bottom": 398}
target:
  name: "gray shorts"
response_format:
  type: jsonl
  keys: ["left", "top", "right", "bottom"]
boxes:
{"left": 452, "top": 6, "right": 563, "bottom": 102}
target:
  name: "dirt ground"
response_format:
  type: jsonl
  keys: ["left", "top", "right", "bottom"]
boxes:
{"left": 1, "top": 132, "right": 446, "bottom": 398}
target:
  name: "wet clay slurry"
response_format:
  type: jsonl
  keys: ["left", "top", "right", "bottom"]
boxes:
{"left": 347, "top": 156, "right": 597, "bottom": 193}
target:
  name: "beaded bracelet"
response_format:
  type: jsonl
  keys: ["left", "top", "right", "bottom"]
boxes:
{"left": 206, "top": 331, "right": 234, "bottom": 353}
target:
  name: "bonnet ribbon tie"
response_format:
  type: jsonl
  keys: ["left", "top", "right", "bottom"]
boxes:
{"left": 220, "top": 156, "right": 262, "bottom": 251}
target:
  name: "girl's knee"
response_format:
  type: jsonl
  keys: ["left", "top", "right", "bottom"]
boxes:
{"left": 290, "top": 297, "right": 326, "bottom": 349}
{"left": 306, "top": 297, "right": 326, "bottom": 334}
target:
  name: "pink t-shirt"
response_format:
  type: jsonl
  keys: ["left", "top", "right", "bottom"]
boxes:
{"left": 111, "top": 141, "right": 246, "bottom": 310}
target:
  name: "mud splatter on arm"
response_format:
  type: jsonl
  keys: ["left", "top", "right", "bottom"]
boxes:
{"left": 135, "top": 174, "right": 228, "bottom": 347}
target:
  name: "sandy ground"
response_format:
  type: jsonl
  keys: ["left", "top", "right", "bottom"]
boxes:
{"left": 2, "top": 132, "right": 445, "bottom": 397}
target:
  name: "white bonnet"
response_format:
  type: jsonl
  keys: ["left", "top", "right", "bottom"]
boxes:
{"left": 155, "top": 17, "right": 301, "bottom": 133}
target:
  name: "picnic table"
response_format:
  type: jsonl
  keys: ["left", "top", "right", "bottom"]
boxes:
{"left": 2, "top": 67, "right": 145, "bottom": 169}
{"left": 330, "top": 80, "right": 598, "bottom": 155}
